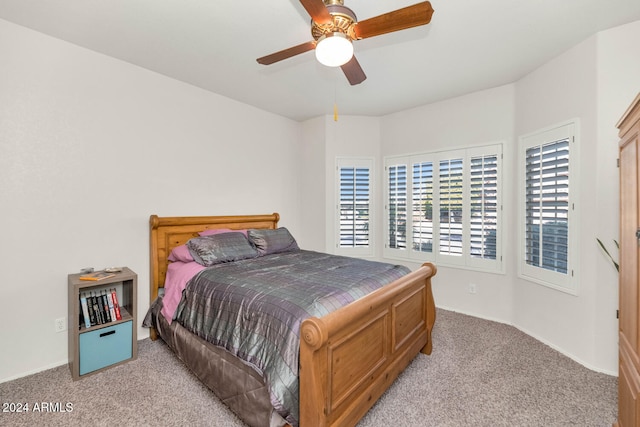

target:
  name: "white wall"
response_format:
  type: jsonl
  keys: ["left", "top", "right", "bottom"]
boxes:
{"left": 512, "top": 20, "right": 640, "bottom": 373}
{"left": 514, "top": 34, "right": 601, "bottom": 370}
{"left": 0, "top": 19, "right": 302, "bottom": 382}
{"left": 298, "top": 117, "right": 326, "bottom": 252}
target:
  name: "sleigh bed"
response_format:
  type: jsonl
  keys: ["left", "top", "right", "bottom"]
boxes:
{"left": 146, "top": 213, "right": 436, "bottom": 427}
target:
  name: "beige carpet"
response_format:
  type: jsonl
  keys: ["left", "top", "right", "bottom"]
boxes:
{"left": 0, "top": 309, "right": 617, "bottom": 426}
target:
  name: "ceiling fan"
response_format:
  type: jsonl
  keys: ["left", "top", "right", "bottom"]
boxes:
{"left": 256, "top": 0, "right": 434, "bottom": 85}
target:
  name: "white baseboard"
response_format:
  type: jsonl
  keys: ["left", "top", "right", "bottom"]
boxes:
{"left": 0, "top": 359, "right": 68, "bottom": 384}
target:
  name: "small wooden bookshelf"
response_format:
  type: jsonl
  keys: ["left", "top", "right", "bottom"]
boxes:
{"left": 68, "top": 267, "right": 137, "bottom": 380}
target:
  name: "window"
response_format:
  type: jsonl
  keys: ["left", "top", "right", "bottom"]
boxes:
{"left": 336, "top": 158, "right": 373, "bottom": 256}
{"left": 518, "top": 120, "right": 578, "bottom": 294}
{"left": 384, "top": 144, "right": 503, "bottom": 273}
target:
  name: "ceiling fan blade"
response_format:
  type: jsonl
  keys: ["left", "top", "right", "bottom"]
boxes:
{"left": 299, "top": 0, "right": 333, "bottom": 25}
{"left": 257, "top": 41, "right": 317, "bottom": 65}
{"left": 341, "top": 56, "right": 366, "bottom": 85}
{"left": 353, "top": 1, "right": 434, "bottom": 40}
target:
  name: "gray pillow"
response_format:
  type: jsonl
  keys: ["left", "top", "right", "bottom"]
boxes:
{"left": 186, "top": 232, "right": 258, "bottom": 267}
{"left": 247, "top": 227, "right": 299, "bottom": 256}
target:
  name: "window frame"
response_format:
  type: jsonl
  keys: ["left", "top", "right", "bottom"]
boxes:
{"left": 517, "top": 120, "right": 579, "bottom": 294}
{"left": 383, "top": 143, "right": 503, "bottom": 274}
{"left": 335, "top": 157, "right": 374, "bottom": 257}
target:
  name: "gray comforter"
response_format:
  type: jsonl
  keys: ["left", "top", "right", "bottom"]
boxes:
{"left": 174, "top": 249, "right": 410, "bottom": 426}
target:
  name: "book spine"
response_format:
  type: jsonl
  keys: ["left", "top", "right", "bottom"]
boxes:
{"left": 87, "top": 292, "right": 97, "bottom": 326}
{"left": 111, "top": 288, "right": 122, "bottom": 320}
{"left": 100, "top": 291, "right": 111, "bottom": 323}
{"left": 93, "top": 292, "right": 104, "bottom": 324}
{"left": 106, "top": 291, "right": 117, "bottom": 322}
{"left": 80, "top": 293, "right": 91, "bottom": 329}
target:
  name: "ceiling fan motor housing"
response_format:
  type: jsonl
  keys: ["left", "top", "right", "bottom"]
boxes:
{"left": 311, "top": 2, "right": 357, "bottom": 41}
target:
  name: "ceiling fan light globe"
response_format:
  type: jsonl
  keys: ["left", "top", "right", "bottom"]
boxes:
{"left": 315, "top": 32, "right": 353, "bottom": 67}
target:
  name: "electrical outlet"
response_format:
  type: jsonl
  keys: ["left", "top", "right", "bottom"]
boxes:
{"left": 468, "top": 283, "right": 477, "bottom": 294}
{"left": 55, "top": 317, "right": 66, "bottom": 333}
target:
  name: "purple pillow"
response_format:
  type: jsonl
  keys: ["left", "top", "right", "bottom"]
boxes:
{"left": 168, "top": 244, "right": 194, "bottom": 263}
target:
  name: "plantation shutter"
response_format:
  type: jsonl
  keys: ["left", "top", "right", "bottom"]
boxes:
{"left": 387, "top": 164, "right": 407, "bottom": 250}
{"left": 439, "top": 158, "right": 464, "bottom": 256}
{"left": 524, "top": 138, "right": 569, "bottom": 274}
{"left": 412, "top": 161, "right": 434, "bottom": 253}
{"left": 339, "top": 166, "right": 370, "bottom": 248}
{"left": 470, "top": 155, "right": 498, "bottom": 260}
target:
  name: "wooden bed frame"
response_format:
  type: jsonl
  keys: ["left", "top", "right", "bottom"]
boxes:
{"left": 149, "top": 213, "right": 437, "bottom": 427}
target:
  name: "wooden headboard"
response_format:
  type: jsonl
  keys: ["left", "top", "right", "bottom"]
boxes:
{"left": 149, "top": 213, "right": 280, "bottom": 303}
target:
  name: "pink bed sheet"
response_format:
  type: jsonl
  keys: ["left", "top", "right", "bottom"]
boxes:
{"left": 160, "top": 261, "right": 205, "bottom": 324}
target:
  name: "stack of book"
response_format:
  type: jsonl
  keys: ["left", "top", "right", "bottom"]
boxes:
{"left": 79, "top": 289, "right": 122, "bottom": 329}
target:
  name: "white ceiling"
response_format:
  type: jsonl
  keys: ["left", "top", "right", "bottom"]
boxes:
{"left": 2, "top": 0, "right": 640, "bottom": 121}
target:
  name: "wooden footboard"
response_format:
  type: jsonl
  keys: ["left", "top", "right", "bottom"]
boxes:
{"left": 299, "top": 262, "right": 437, "bottom": 427}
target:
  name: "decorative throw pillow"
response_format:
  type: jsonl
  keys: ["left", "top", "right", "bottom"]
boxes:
{"left": 247, "top": 227, "right": 299, "bottom": 256}
{"left": 187, "top": 232, "right": 258, "bottom": 267}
